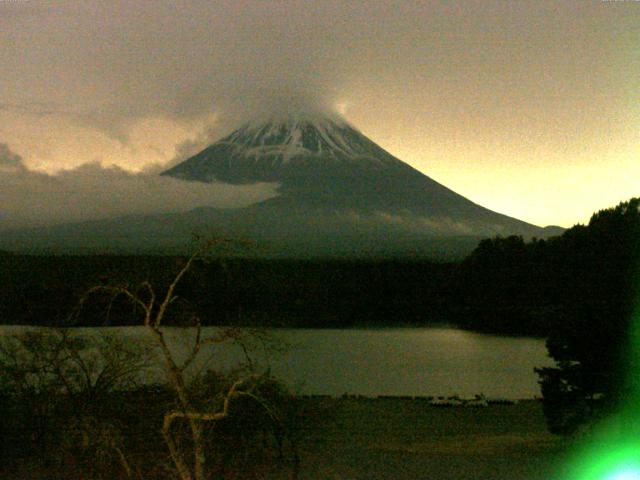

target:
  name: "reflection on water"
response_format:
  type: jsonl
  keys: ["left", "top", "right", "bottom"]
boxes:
{"left": 0, "top": 326, "right": 552, "bottom": 399}
{"left": 266, "top": 328, "right": 552, "bottom": 399}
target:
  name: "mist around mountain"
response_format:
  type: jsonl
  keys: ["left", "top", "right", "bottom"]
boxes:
{"left": 0, "top": 113, "right": 560, "bottom": 257}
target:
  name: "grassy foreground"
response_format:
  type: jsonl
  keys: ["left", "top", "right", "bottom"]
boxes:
{"left": 3, "top": 396, "right": 568, "bottom": 479}
{"left": 286, "top": 397, "right": 566, "bottom": 480}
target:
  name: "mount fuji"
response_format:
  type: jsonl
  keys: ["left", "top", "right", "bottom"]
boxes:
{"left": 159, "top": 113, "right": 556, "bottom": 256}
{"left": 0, "top": 112, "right": 560, "bottom": 257}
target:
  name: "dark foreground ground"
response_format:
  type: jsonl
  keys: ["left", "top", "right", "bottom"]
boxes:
{"left": 3, "top": 397, "right": 569, "bottom": 479}
{"left": 291, "top": 398, "right": 567, "bottom": 480}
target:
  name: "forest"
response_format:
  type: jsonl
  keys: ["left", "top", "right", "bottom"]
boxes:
{"left": 1, "top": 198, "right": 638, "bottom": 338}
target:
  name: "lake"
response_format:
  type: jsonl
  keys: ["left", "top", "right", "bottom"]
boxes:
{"left": 260, "top": 328, "right": 552, "bottom": 399}
{"left": 0, "top": 326, "right": 552, "bottom": 399}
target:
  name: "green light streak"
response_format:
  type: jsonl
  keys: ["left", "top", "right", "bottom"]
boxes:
{"left": 563, "top": 302, "right": 640, "bottom": 479}
{"left": 569, "top": 440, "right": 640, "bottom": 480}
{"left": 607, "top": 470, "right": 640, "bottom": 480}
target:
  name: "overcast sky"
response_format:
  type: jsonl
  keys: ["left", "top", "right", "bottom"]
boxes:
{"left": 1, "top": 0, "right": 638, "bottom": 227}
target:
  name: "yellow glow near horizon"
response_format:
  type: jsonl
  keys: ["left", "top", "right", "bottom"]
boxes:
{"left": 0, "top": 110, "right": 218, "bottom": 174}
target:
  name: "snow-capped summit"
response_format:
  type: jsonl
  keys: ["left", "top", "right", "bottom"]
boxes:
{"left": 223, "top": 115, "right": 386, "bottom": 164}
{"left": 162, "top": 112, "right": 402, "bottom": 185}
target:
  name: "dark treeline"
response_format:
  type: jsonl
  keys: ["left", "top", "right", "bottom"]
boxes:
{"left": 1, "top": 198, "right": 638, "bottom": 338}
{"left": 533, "top": 198, "right": 640, "bottom": 433}
{"left": 455, "top": 198, "right": 640, "bottom": 337}
{"left": 0, "top": 253, "right": 453, "bottom": 328}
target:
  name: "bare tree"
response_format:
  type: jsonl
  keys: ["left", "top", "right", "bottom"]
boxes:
{"left": 0, "top": 328, "right": 153, "bottom": 478}
{"left": 77, "top": 240, "right": 290, "bottom": 480}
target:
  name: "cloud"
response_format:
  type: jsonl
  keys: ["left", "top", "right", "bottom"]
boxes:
{"left": 2, "top": 1, "right": 633, "bottom": 159}
{"left": 0, "top": 145, "right": 278, "bottom": 231}
{"left": 149, "top": 123, "right": 225, "bottom": 174}
{"left": 0, "top": 1, "right": 356, "bottom": 144}
{"left": 0, "top": 101, "right": 65, "bottom": 117}
{"left": 0, "top": 143, "right": 26, "bottom": 173}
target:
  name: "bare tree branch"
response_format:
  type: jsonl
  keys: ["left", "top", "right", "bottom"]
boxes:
{"left": 154, "top": 246, "right": 204, "bottom": 328}
{"left": 67, "top": 237, "right": 287, "bottom": 480}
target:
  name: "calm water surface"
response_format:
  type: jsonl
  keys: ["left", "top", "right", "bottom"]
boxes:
{"left": 0, "top": 326, "right": 552, "bottom": 399}
{"left": 265, "top": 328, "right": 552, "bottom": 399}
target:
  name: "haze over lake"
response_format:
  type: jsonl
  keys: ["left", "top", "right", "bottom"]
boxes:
{"left": 0, "top": 326, "right": 551, "bottom": 399}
